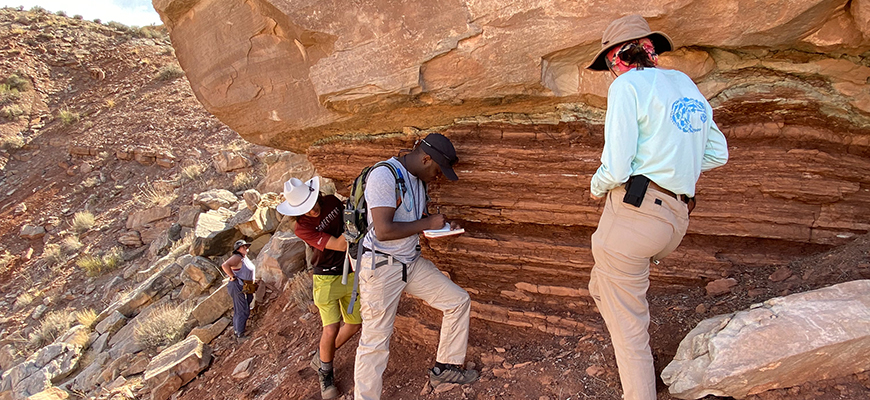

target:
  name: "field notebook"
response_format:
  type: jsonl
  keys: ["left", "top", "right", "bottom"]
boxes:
{"left": 423, "top": 223, "right": 465, "bottom": 238}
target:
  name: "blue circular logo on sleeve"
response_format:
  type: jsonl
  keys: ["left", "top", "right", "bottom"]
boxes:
{"left": 670, "top": 97, "right": 708, "bottom": 133}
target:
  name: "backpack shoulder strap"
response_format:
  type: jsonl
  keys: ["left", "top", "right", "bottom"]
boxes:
{"left": 371, "top": 160, "right": 405, "bottom": 200}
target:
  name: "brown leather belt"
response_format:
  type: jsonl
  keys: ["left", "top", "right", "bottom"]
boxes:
{"left": 648, "top": 181, "right": 692, "bottom": 204}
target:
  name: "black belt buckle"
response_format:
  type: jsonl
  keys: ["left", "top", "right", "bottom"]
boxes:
{"left": 623, "top": 175, "right": 650, "bottom": 207}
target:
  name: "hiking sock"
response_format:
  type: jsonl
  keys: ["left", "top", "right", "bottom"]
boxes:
{"left": 320, "top": 360, "right": 333, "bottom": 373}
{"left": 433, "top": 362, "right": 451, "bottom": 374}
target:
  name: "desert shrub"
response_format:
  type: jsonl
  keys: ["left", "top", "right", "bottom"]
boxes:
{"left": 55, "top": 10, "right": 66, "bottom": 17}
{"left": 29, "top": 6, "right": 46, "bottom": 13}
{"left": 1, "top": 104, "right": 25, "bottom": 119}
{"left": 288, "top": 271, "right": 314, "bottom": 311}
{"left": 73, "top": 14, "right": 83, "bottom": 20}
{"left": 136, "top": 26, "right": 165, "bottom": 39}
{"left": 61, "top": 236, "right": 83, "bottom": 252}
{"left": 107, "top": 21, "right": 128, "bottom": 31}
{"left": 29, "top": 311, "right": 74, "bottom": 348}
{"left": 134, "top": 303, "right": 193, "bottom": 350}
{"left": 0, "top": 250, "right": 15, "bottom": 274}
{"left": 0, "top": 87, "right": 20, "bottom": 105}
{"left": 58, "top": 109, "right": 80, "bottom": 125}
{"left": 93, "top": 18, "right": 101, "bottom": 24}
{"left": 74, "top": 308, "right": 98, "bottom": 329}
{"left": 6, "top": 74, "right": 30, "bottom": 92}
{"left": 75, "top": 248, "right": 122, "bottom": 277}
{"left": 156, "top": 64, "right": 184, "bottom": 81}
{"left": 104, "top": 99, "right": 115, "bottom": 108}
{"left": 43, "top": 243, "right": 66, "bottom": 266}
{"left": 13, "top": 292, "right": 33, "bottom": 309}
{"left": 232, "top": 171, "right": 259, "bottom": 191}
{"left": 0, "top": 134, "right": 25, "bottom": 150}
{"left": 134, "top": 180, "right": 177, "bottom": 207}
{"left": 181, "top": 162, "right": 207, "bottom": 181}
{"left": 71, "top": 211, "right": 95, "bottom": 233}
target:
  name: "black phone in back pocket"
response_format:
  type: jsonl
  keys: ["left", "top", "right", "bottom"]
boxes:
{"left": 623, "top": 175, "right": 650, "bottom": 207}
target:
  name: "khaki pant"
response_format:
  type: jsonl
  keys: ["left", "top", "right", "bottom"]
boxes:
{"left": 354, "top": 254, "right": 471, "bottom": 400}
{"left": 588, "top": 185, "right": 689, "bottom": 400}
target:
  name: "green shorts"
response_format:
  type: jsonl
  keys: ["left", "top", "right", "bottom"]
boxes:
{"left": 313, "top": 273, "right": 362, "bottom": 326}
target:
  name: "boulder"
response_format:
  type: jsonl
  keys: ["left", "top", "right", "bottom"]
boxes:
{"left": 211, "top": 150, "right": 252, "bottom": 173}
{"left": 662, "top": 280, "right": 870, "bottom": 399}
{"left": 190, "top": 283, "right": 232, "bottom": 326}
{"left": 192, "top": 189, "right": 238, "bottom": 211}
{"left": 25, "top": 387, "right": 69, "bottom": 400}
{"left": 231, "top": 357, "right": 254, "bottom": 379}
{"left": 147, "top": 230, "right": 173, "bottom": 260}
{"left": 143, "top": 336, "right": 212, "bottom": 400}
{"left": 190, "top": 209, "right": 243, "bottom": 257}
{"left": 118, "top": 230, "right": 143, "bottom": 247}
{"left": 247, "top": 233, "right": 271, "bottom": 260}
{"left": 187, "top": 317, "right": 230, "bottom": 344}
{"left": 19, "top": 225, "right": 45, "bottom": 240}
{"left": 255, "top": 151, "right": 314, "bottom": 194}
{"left": 95, "top": 310, "right": 127, "bottom": 336}
{"left": 121, "top": 352, "right": 151, "bottom": 377}
{"left": 0, "top": 344, "right": 19, "bottom": 371}
{"left": 126, "top": 206, "right": 172, "bottom": 230}
{"left": 233, "top": 206, "right": 279, "bottom": 238}
{"left": 177, "top": 205, "right": 203, "bottom": 228}
{"left": 1, "top": 342, "right": 83, "bottom": 398}
{"left": 180, "top": 256, "right": 220, "bottom": 289}
{"left": 139, "top": 220, "right": 176, "bottom": 245}
{"left": 242, "top": 189, "right": 260, "bottom": 211}
{"left": 106, "top": 260, "right": 184, "bottom": 319}
{"left": 71, "top": 352, "right": 110, "bottom": 393}
{"left": 253, "top": 231, "right": 306, "bottom": 288}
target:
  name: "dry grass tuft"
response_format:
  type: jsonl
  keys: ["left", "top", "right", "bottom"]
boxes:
{"left": 42, "top": 243, "right": 67, "bottom": 267}
{"left": 74, "top": 308, "right": 98, "bottom": 329}
{"left": 135, "top": 180, "right": 177, "bottom": 207}
{"left": 288, "top": 271, "right": 314, "bottom": 311}
{"left": 181, "top": 162, "right": 207, "bottom": 181}
{"left": 76, "top": 247, "right": 123, "bottom": 277}
{"left": 58, "top": 109, "right": 80, "bottom": 125}
{"left": 134, "top": 303, "right": 193, "bottom": 350}
{"left": 232, "top": 171, "right": 260, "bottom": 192}
{"left": 13, "top": 292, "right": 34, "bottom": 309}
{"left": 62, "top": 236, "right": 83, "bottom": 253}
{"left": 157, "top": 64, "right": 184, "bottom": 81}
{"left": 71, "top": 211, "right": 95, "bottom": 233}
{"left": 29, "top": 311, "right": 74, "bottom": 348}
{"left": 0, "top": 250, "right": 15, "bottom": 274}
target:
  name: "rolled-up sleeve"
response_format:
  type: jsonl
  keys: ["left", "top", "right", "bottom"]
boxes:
{"left": 590, "top": 81, "right": 639, "bottom": 197}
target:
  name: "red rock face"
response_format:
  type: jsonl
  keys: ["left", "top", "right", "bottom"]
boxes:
{"left": 154, "top": 0, "right": 870, "bottom": 152}
{"left": 156, "top": 0, "right": 870, "bottom": 331}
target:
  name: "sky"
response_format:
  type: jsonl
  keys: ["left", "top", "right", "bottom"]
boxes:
{"left": 1, "top": 0, "right": 162, "bottom": 26}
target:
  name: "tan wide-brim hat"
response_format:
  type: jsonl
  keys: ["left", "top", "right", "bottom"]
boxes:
{"left": 586, "top": 14, "right": 674, "bottom": 71}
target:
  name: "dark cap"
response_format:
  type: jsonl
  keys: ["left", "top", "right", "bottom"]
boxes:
{"left": 233, "top": 240, "right": 252, "bottom": 252}
{"left": 419, "top": 133, "right": 459, "bottom": 181}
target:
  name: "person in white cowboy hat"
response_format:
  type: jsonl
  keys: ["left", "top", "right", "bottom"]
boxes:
{"left": 354, "top": 133, "right": 477, "bottom": 400}
{"left": 277, "top": 176, "right": 361, "bottom": 399}
{"left": 585, "top": 14, "right": 729, "bottom": 400}
{"left": 221, "top": 239, "right": 256, "bottom": 340}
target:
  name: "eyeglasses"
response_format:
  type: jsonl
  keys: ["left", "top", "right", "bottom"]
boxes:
{"left": 421, "top": 139, "right": 458, "bottom": 166}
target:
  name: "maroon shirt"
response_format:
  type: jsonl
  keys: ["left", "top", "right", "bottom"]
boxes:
{"left": 294, "top": 195, "right": 347, "bottom": 275}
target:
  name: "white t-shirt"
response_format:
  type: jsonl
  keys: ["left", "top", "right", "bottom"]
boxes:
{"left": 361, "top": 157, "right": 427, "bottom": 264}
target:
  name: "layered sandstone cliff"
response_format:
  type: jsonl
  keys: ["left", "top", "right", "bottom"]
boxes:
{"left": 154, "top": 0, "right": 870, "bottom": 331}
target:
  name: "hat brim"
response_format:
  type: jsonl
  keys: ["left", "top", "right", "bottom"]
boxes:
{"left": 276, "top": 177, "right": 320, "bottom": 216}
{"left": 439, "top": 164, "right": 458, "bottom": 181}
{"left": 586, "top": 32, "right": 674, "bottom": 71}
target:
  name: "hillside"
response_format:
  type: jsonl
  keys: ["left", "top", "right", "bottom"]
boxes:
{"left": 0, "top": 6, "right": 869, "bottom": 400}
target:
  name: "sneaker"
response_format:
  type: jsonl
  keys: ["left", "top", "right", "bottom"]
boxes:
{"left": 318, "top": 368, "right": 339, "bottom": 399}
{"left": 234, "top": 331, "right": 248, "bottom": 342}
{"left": 310, "top": 349, "right": 321, "bottom": 371}
{"left": 429, "top": 364, "right": 480, "bottom": 387}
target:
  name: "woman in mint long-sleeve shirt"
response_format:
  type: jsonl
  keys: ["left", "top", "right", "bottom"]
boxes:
{"left": 584, "top": 15, "right": 728, "bottom": 400}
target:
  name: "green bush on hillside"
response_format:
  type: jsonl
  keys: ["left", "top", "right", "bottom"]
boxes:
{"left": 157, "top": 64, "right": 184, "bottom": 81}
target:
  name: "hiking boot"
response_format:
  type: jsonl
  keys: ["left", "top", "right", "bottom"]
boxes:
{"left": 310, "top": 349, "right": 321, "bottom": 371}
{"left": 234, "top": 331, "right": 247, "bottom": 342}
{"left": 318, "top": 368, "right": 339, "bottom": 399}
{"left": 429, "top": 364, "right": 480, "bottom": 387}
